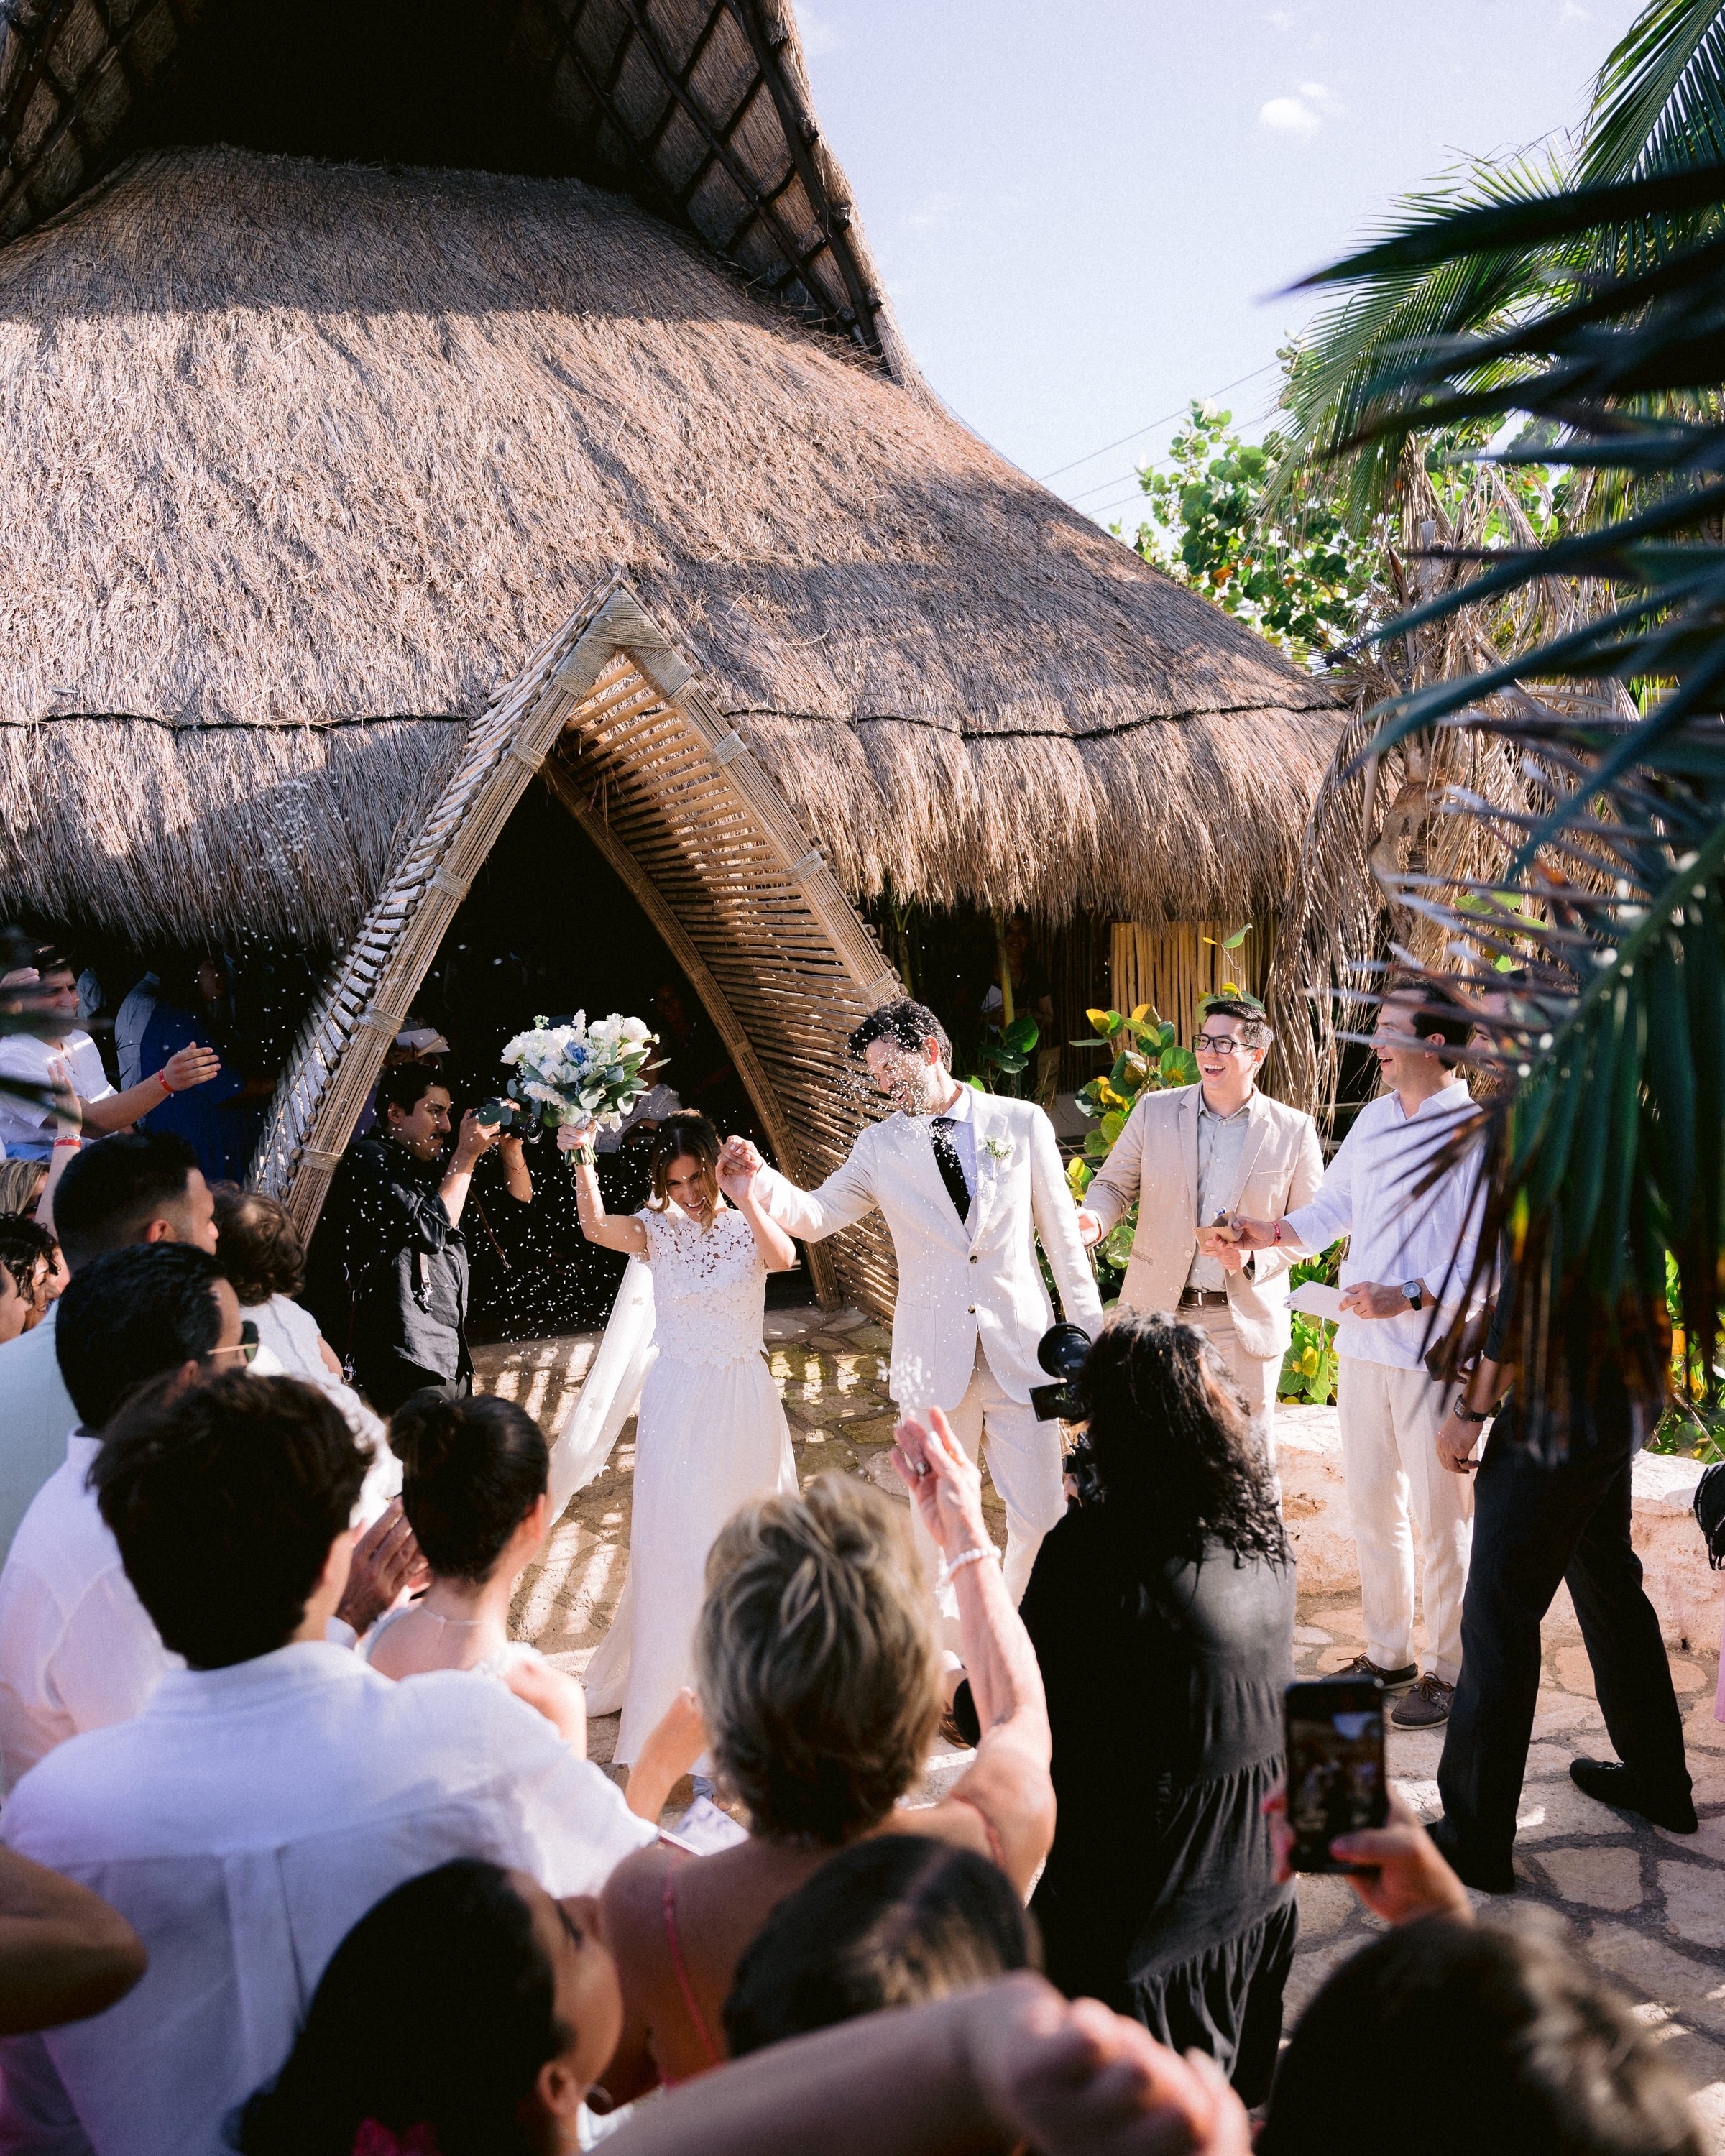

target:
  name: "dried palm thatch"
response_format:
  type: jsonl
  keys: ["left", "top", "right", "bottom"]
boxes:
{"left": 0, "top": 146, "right": 1341, "bottom": 946}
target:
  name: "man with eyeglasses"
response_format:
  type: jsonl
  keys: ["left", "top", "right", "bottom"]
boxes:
{"left": 1077, "top": 998, "right": 1322, "bottom": 1465}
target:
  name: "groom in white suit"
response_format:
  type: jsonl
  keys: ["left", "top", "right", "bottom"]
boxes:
{"left": 724, "top": 999, "right": 1103, "bottom": 1606}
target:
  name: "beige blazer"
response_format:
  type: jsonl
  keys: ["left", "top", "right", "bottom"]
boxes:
{"left": 1084, "top": 1084, "right": 1325, "bottom": 1363}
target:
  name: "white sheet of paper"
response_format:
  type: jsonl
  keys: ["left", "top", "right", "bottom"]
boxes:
{"left": 1287, "top": 1281, "right": 1345, "bottom": 1323}
{"left": 660, "top": 1794, "right": 750, "bottom": 1856}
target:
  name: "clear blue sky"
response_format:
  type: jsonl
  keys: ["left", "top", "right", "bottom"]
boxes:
{"left": 799, "top": 0, "right": 1644, "bottom": 524}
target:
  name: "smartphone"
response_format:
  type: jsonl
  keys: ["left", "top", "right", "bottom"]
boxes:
{"left": 1284, "top": 1676, "right": 1388, "bottom": 1873}
{"left": 475, "top": 1099, "right": 516, "bottom": 1128}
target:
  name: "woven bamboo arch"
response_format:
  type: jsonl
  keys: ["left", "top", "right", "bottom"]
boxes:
{"left": 250, "top": 570, "right": 902, "bottom": 1313}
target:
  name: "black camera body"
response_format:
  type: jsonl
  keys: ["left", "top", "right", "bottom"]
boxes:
{"left": 1029, "top": 1320, "right": 1094, "bottom": 1423}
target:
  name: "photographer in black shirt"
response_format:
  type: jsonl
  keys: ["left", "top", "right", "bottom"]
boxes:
{"left": 306, "top": 1064, "right": 520, "bottom": 1414}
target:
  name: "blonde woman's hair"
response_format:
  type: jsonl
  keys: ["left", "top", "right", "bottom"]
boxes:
{"left": 646, "top": 1112, "right": 721, "bottom": 1215}
{"left": 696, "top": 1475, "right": 941, "bottom": 1843}
{"left": 0, "top": 1160, "right": 47, "bottom": 1217}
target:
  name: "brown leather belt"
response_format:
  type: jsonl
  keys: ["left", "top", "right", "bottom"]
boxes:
{"left": 1178, "top": 1289, "right": 1231, "bottom": 1309}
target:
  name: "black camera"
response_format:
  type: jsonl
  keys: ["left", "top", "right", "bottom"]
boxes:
{"left": 1029, "top": 1320, "right": 1093, "bottom": 1423}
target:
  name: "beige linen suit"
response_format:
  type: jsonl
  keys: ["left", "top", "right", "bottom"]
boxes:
{"left": 1083, "top": 1084, "right": 1324, "bottom": 1450}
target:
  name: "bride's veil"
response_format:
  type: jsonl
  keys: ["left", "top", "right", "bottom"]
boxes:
{"left": 546, "top": 1254, "right": 658, "bottom": 1519}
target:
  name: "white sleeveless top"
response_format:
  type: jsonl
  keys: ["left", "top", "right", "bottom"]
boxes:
{"left": 635, "top": 1203, "right": 766, "bottom": 1368}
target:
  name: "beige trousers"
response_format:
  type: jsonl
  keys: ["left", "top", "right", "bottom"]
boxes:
{"left": 1182, "top": 1300, "right": 1281, "bottom": 1468}
{"left": 907, "top": 1340, "right": 1066, "bottom": 1634}
{"left": 1336, "top": 1355, "right": 1473, "bottom": 1683}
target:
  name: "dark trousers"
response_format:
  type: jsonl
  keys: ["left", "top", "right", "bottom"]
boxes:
{"left": 1438, "top": 1411, "right": 1691, "bottom": 1866}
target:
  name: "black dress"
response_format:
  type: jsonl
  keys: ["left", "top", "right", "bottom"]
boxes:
{"left": 1020, "top": 1505, "right": 1297, "bottom": 2104}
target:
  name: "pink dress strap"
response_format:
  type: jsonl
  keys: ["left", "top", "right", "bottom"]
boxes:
{"left": 949, "top": 1791, "right": 1008, "bottom": 1872}
{"left": 661, "top": 1853, "right": 724, "bottom": 2072}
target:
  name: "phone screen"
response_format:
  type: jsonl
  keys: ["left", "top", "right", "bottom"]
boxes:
{"left": 1284, "top": 1679, "right": 1388, "bottom": 1873}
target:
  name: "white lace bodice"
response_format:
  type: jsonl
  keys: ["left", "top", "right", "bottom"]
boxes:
{"left": 637, "top": 1203, "right": 766, "bottom": 1367}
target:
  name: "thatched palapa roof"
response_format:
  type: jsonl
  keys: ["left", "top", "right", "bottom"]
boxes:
{"left": 0, "top": 0, "right": 1343, "bottom": 946}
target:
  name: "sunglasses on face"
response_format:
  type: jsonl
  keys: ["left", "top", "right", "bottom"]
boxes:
{"left": 206, "top": 1319, "right": 260, "bottom": 1367}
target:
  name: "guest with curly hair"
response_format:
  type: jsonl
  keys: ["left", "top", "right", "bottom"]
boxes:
{"left": 1019, "top": 1309, "right": 1296, "bottom": 2103}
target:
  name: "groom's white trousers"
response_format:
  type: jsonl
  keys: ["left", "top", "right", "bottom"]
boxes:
{"left": 909, "top": 1340, "right": 1066, "bottom": 1628}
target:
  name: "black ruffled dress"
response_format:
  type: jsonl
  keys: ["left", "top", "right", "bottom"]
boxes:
{"left": 1020, "top": 1506, "right": 1297, "bottom": 2105}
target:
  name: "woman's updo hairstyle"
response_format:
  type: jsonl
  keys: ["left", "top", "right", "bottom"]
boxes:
{"left": 1078, "top": 1309, "right": 1288, "bottom": 1565}
{"left": 646, "top": 1112, "right": 721, "bottom": 1213}
{"left": 388, "top": 1393, "right": 549, "bottom": 1583}
{"left": 696, "top": 1473, "right": 941, "bottom": 1843}
{"left": 236, "top": 1859, "right": 565, "bottom": 2156}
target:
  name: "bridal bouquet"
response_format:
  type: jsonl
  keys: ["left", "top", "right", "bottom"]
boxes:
{"left": 500, "top": 1012, "right": 661, "bottom": 1131}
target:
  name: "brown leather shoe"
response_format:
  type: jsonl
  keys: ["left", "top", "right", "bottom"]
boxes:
{"left": 1391, "top": 1673, "right": 1455, "bottom": 1727}
{"left": 1337, "top": 1653, "right": 1417, "bottom": 1691}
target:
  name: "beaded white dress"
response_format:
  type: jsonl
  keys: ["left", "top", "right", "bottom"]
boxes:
{"left": 581, "top": 1201, "right": 796, "bottom": 1762}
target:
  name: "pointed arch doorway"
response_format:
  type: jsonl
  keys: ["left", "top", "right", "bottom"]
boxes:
{"left": 251, "top": 573, "right": 902, "bottom": 1314}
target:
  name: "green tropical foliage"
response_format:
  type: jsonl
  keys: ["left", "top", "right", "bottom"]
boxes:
{"left": 1119, "top": 401, "right": 1388, "bottom": 662}
{"left": 1295, "top": 136, "right": 1725, "bottom": 1447}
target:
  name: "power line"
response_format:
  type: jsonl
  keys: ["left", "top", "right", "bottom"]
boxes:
{"left": 1036, "top": 361, "right": 1279, "bottom": 484}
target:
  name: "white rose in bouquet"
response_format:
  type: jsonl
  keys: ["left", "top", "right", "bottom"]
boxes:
{"left": 500, "top": 1011, "right": 663, "bottom": 1133}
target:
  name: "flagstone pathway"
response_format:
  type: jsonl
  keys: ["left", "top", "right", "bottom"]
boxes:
{"left": 481, "top": 1304, "right": 1725, "bottom": 2145}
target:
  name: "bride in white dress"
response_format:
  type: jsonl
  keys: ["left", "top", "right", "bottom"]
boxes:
{"left": 558, "top": 1111, "right": 799, "bottom": 1763}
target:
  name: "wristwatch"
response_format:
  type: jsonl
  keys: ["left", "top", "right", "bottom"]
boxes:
{"left": 1455, "top": 1401, "right": 1489, "bottom": 1424}
{"left": 1402, "top": 1279, "right": 1424, "bottom": 1312}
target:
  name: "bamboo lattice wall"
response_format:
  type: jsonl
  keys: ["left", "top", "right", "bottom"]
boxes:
{"left": 1108, "top": 919, "right": 1278, "bottom": 1070}
{"left": 252, "top": 572, "right": 903, "bottom": 1316}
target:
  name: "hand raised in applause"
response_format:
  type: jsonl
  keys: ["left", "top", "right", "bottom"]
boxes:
{"left": 335, "top": 1500, "right": 427, "bottom": 1636}
{"left": 893, "top": 1409, "right": 988, "bottom": 1560}
{"left": 967, "top": 1974, "right": 1252, "bottom": 2156}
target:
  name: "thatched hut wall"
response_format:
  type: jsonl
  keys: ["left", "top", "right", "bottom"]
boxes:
{"left": 0, "top": 148, "right": 1341, "bottom": 946}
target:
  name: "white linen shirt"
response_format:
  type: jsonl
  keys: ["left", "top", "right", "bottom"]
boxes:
{"left": 0, "top": 1434, "right": 180, "bottom": 1791}
{"left": 1279, "top": 1079, "right": 1486, "bottom": 1370}
{"left": 0, "top": 1308, "right": 78, "bottom": 1570}
{"left": 0, "top": 1033, "right": 112, "bottom": 1159}
{"left": 0, "top": 1642, "right": 656, "bottom": 2156}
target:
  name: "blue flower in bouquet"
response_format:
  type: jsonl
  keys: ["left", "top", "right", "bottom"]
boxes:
{"left": 500, "top": 1011, "right": 661, "bottom": 1131}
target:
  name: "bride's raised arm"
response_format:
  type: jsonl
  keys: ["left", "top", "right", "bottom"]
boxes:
{"left": 719, "top": 1153, "right": 799, "bottom": 1273}
{"left": 558, "top": 1123, "right": 649, "bottom": 1256}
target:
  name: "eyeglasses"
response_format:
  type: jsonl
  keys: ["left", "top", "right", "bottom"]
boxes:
{"left": 206, "top": 1319, "right": 260, "bottom": 1368}
{"left": 1192, "top": 1034, "right": 1256, "bottom": 1056}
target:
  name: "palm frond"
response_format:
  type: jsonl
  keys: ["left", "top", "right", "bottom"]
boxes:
{"left": 1298, "top": 147, "right": 1725, "bottom": 1453}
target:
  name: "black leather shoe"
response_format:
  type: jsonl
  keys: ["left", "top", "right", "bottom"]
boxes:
{"left": 1336, "top": 1653, "right": 1417, "bottom": 1691}
{"left": 1569, "top": 1757, "right": 1698, "bottom": 1833}
{"left": 1430, "top": 1820, "right": 1517, "bottom": 1895}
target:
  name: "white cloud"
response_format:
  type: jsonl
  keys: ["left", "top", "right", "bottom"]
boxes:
{"left": 1266, "top": 7, "right": 1295, "bottom": 26}
{"left": 1259, "top": 95, "right": 1322, "bottom": 138}
{"left": 1259, "top": 82, "right": 1342, "bottom": 137}
{"left": 799, "top": 3, "right": 840, "bottom": 58}
{"left": 907, "top": 190, "right": 957, "bottom": 231}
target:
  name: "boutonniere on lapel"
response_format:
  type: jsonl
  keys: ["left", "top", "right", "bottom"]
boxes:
{"left": 984, "top": 1135, "right": 1014, "bottom": 1161}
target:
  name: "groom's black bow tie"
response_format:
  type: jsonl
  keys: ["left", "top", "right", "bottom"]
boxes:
{"left": 929, "top": 1115, "right": 973, "bottom": 1223}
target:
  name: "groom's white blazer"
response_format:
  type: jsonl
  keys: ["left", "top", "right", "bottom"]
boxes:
{"left": 760, "top": 1091, "right": 1105, "bottom": 1412}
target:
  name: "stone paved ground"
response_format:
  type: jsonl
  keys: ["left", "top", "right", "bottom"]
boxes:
{"left": 479, "top": 1306, "right": 1725, "bottom": 2145}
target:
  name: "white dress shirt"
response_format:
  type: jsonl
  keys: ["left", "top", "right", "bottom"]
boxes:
{"left": 0, "top": 1434, "right": 180, "bottom": 1792}
{"left": 0, "top": 1309, "right": 78, "bottom": 1569}
{"left": 925, "top": 1082, "right": 978, "bottom": 1205}
{"left": 0, "top": 1033, "right": 113, "bottom": 1160}
{"left": 1187, "top": 1097, "right": 1253, "bottom": 1292}
{"left": 0, "top": 1642, "right": 656, "bottom": 2156}
{"left": 1279, "top": 1079, "right": 1486, "bottom": 1370}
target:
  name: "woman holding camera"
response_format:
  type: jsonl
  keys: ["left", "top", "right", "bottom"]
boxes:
{"left": 1018, "top": 1310, "right": 1296, "bottom": 2104}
